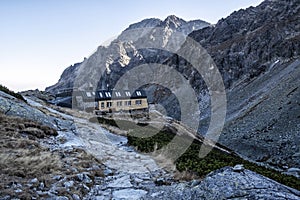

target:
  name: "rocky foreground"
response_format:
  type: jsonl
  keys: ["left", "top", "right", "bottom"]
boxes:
{"left": 0, "top": 90, "right": 299, "bottom": 199}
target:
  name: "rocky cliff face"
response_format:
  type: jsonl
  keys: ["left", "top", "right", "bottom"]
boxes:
{"left": 167, "top": 0, "right": 300, "bottom": 170}
{"left": 166, "top": 0, "right": 300, "bottom": 103}
{"left": 188, "top": 0, "right": 300, "bottom": 87}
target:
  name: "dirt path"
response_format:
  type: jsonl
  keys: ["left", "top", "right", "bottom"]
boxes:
{"left": 74, "top": 117, "right": 161, "bottom": 174}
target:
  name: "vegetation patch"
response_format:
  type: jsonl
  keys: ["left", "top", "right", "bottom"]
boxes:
{"left": 128, "top": 129, "right": 176, "bottom": 153}
{"left": 129, "top": 132, "right": 300, "bottom": 190}
{"left": 89, "top": 116, "right": 149, "bottom": 131}
{"left": 0, "top": 84, "right": 26, "bottom": 102}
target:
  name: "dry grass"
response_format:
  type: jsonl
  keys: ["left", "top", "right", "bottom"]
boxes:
{"left": 0, "top": 112, "right": 104, "bottom": 199}
{"left": 0, "top": 113, "right": 61, "bottom": 198}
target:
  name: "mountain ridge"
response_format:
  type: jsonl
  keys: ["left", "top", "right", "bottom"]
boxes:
{"left": 46, "top": 15, "right": 210, "bottom": 93}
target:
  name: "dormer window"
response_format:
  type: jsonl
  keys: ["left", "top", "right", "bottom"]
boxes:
{"left": 105, "top": 92, "right": 111, "bottom": 97}
{"left": 125, "top": 91, "right": 131, "bottom": 97}
{"left": 115, "top": 92, "right": 121, "bottom": 97}
{"left": 86, "top": 92, "right": 92, "bottom": 97}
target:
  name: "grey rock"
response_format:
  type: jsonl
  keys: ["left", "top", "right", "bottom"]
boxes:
{"left": 39, "top": 182, "right": 45, "bottom": 190}
{"left": 190, "top": 180, "right": 201, "bottom": 187}
{"left": 288, "top": 168, "right": 300, "bottom": 173}
{"left": 0, "top": 196, "right": 11, "bottom": 200}
{"left": 36, "top": 190, "right": 48, "bottom": 196}
{"left": 76, "top": 173, "right": 92, "bottom": 184}
{"left": 72, "top": 194, "right": 81, "bottom": 200}
{"left": 30, "top": 178, "right": 39, "bottom": 184}
{"left": 63, "top": 181, "right": 74, "bottom": 188}
{"left": 103, "top": 169, "right": 113, "bottom": 176}
{"left": 52, "top": 175, "right": 62, "bottom": 181}
{"left": 82, "top": 184, "right": 90, "bottom": 192}
{"left": 233, "top": 164, "right": 244, "bottom": 172}
{"left": 112, "top": 189, "right": 148, "bottom": 200}
{"left": 134, "top": 154, "right": 141, "bottom": 159}
{"left": 14, "top": 189, "right": 22, "bottom": 193}
{"left": 285, "top": 168, "right": 300, "bottom": 178}
{"left": 55, "top": 197, "right": 69, "bottom": 200}
{"left": 107, "top": 175, "right": 132, "bottom": 188}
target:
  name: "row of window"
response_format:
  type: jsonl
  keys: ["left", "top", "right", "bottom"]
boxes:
{"left": 89, "top": 91, "right": 143, "bottom": 98}
{"left": 100, "top": 100, "right": 143, "bottom": 108}
{"left": 86, "top": 91, "right": 95, "bottom": 97}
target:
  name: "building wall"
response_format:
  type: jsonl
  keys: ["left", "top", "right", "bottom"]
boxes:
{"left": 96, "top": 98, "right": 148, "bottom": 112}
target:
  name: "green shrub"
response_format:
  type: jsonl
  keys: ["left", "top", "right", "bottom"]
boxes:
{"left": 127, "top": 129, "right": 300, "bottom": 190}
{"left": 0, "top": 84, "right": 26, "bottom": 102}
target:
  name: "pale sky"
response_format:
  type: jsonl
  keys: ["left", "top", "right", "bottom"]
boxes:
{"left": 0, "top": 0, "right": 264, "bottom": 92}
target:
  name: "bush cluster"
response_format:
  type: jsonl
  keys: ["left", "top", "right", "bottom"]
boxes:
{"left": 0, "top": 84, "right": 26, "bottom": 102}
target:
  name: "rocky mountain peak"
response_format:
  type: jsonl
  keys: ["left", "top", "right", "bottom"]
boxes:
{"left": 162, "top": 15, "right": 186, "bottom": 29}
{"left": 124, "top": 18, "right": 162, "bottom": 32}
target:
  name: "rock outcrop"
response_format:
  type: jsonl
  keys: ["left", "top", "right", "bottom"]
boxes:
{"left": 0, "top": 91, "right": 55, "bottom": 128}
{"left": 141, "top": 166, "right": 300, "bottom": 200}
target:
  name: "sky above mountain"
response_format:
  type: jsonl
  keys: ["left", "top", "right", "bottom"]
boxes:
{"left": 0, "top": 0, "right": 263, "bottom": 91}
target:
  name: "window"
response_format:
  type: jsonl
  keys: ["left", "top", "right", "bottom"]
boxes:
{"left": 135, "top": 100, "right": 142, "bottom": 105}
{"left": 115, "top": 92, "right": 121, "bottom": 97}
{"left": 125, "top": 91, "right": 131, "bottom": 97}
{"left": 136, "top": 91, "right": 142, "bottom": 96}
{"left": 125, "top": 101, "right": 131, "bottom": 106}
{"left": 99, "top": 92, "right": 103, "bottom": 98}
{"left": 105, "top": 92, "right": 111, "bottom": 97}
{"left": 107, "top": 102, "right": 112, "bottom": 108}
{"left": 86, "top": 92, "right": 92, "bottom": 97}
{"left": 117, "top": 101, "right": 122, "bottom": 107}
{"left": 101, "top": 102, "right": 105, "bottom": 108}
